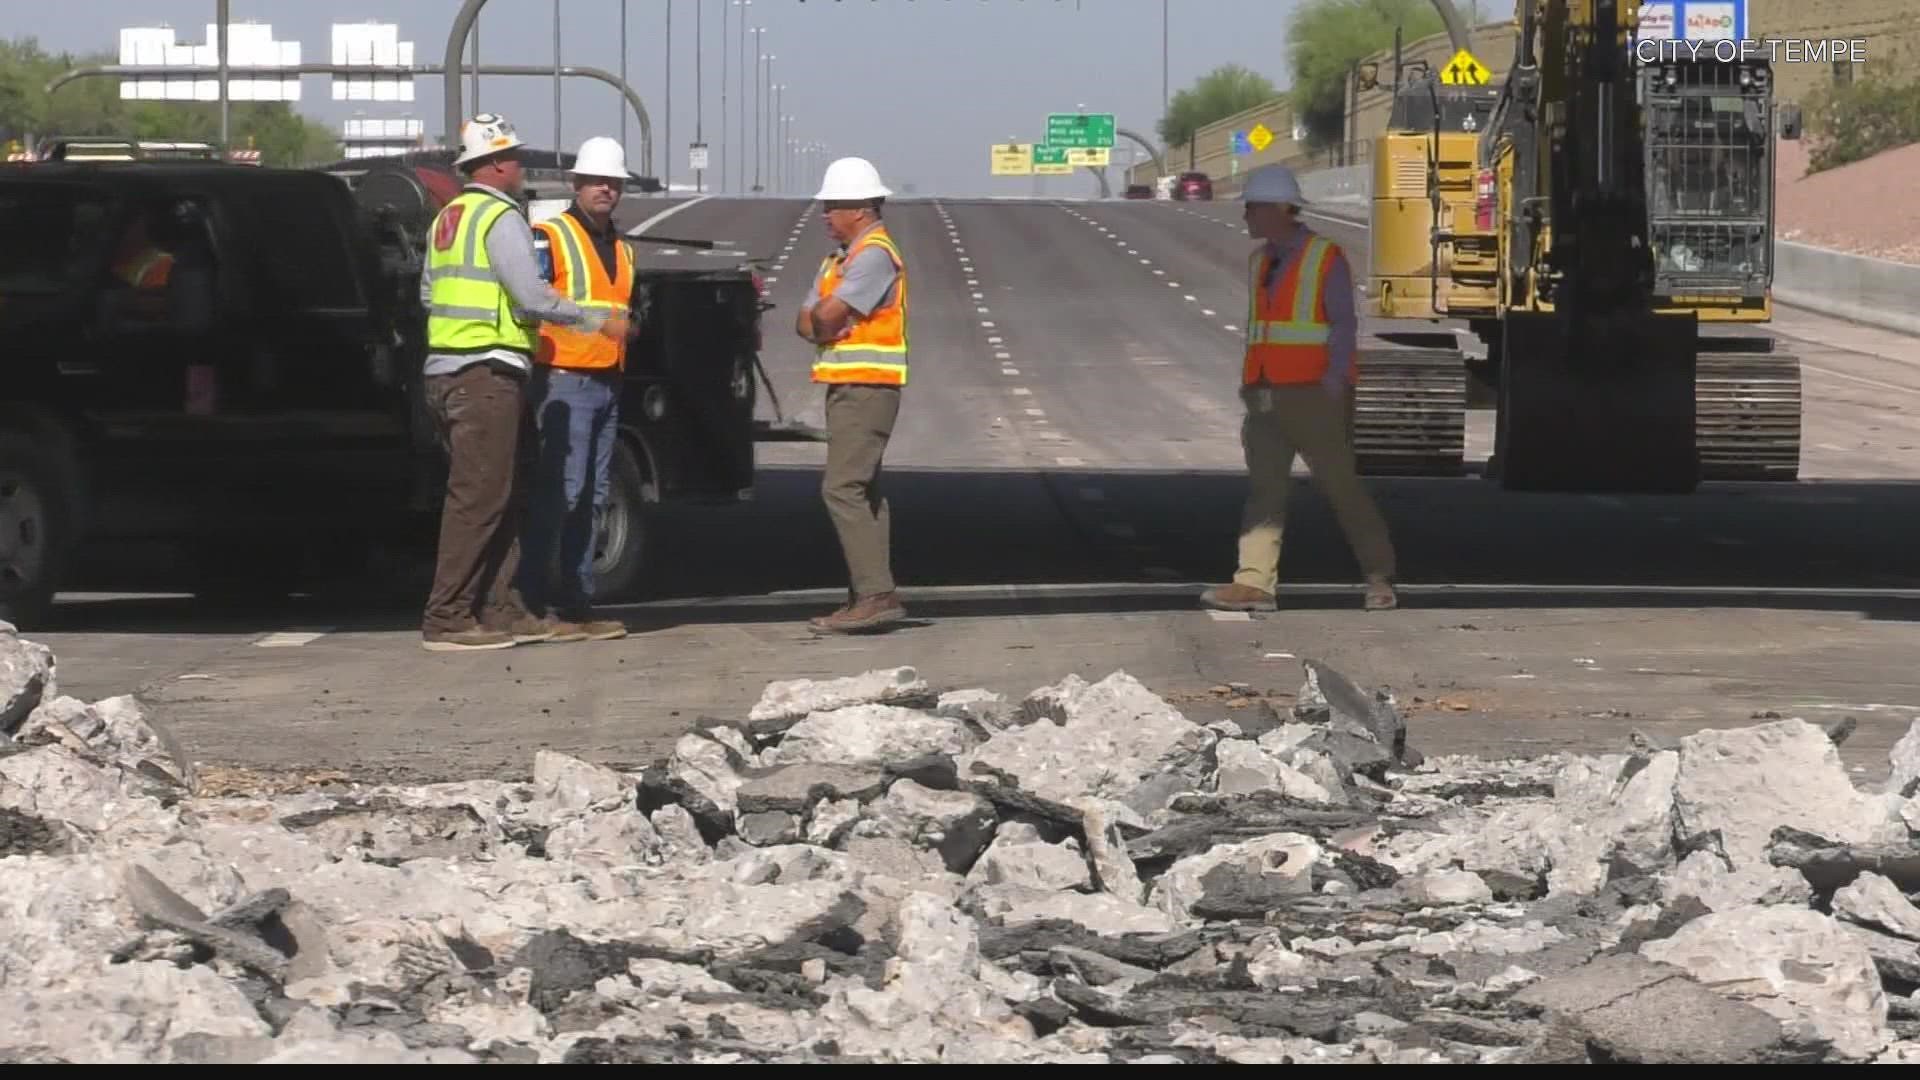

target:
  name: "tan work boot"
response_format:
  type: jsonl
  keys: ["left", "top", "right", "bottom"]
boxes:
{"left": 809, "top": 591, "right": 906, "bottom": 633}
{"left": 558, "top": 610, "right": 628, "bottom": 641}
{"left": 421, "top": 627, "right": 517, "bottom": 652}
{"left": 1364, "top": 575, "right": 1398, "bottom": 611}
{"left": 1199, "top": 583, "right": 1277, "bottom": 612}
{"left": 498, "top": 614, "right": 558, "bottom": 644}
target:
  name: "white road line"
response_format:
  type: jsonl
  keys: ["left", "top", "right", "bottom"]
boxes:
{"left": 1025, "top": 407, "right": 1046, "bottom": 416}
{"left": 977, "top": 306, "right": 991, "bottom": 313}
{"left": 994, "top": 350, "right": 1012, "bottom": 359}
{"left": 1200, "top": 307, "right": 1214, "bottom": 315}
{"left": 1153, "top": 269, "right": 1165, "bottom": 275}
{"left": 255, "top": 629, "right": 331, "bottom": 647}
{"left": 1055, "top": 456, "right": 1085, "bottom": 466}
{"left": 987, "top": 335, "right": 1003, "bottom": 344}
{"left": 1002, "top": 367, "right": 1020, "bottom": 375}
{"left": 1208, "top": 610, "right": 1253, "bottom": 622}
{"left": 765, "top": 276, "right": 778, "bottom": 283}
{"left": 625, "top": 195, "right": 712, "bottom": 236}
{"left": 982, "top": 320, "right": 996, "bottom": 328}
{"left": 1011, "top": 387, "right": 1032, "bottom": 395}
{"left": 1127, "top": 249, "right": 1138, "bottom": 255}
{"left": 971, "top": 292, "right": 985, "bottom": 299}
{"left": 1224, "top": 324, "right": 1238, "bottom": 331}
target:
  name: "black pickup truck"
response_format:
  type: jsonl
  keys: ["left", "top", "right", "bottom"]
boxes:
{"left": 0, "top": 156, "right": 765, "bottom": 628}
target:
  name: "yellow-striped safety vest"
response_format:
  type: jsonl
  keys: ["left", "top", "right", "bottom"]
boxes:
{"left": 425, "top": 188, "right": 538, "bottom": 358}
{"left": 1243, "top": 233, "right": 1347, "bottom": 386}
{"left": 811, "top": 224, "right": 909, "bottom": 386}
{"left": 534, "top": 210, "right": 634, "bottom": 371}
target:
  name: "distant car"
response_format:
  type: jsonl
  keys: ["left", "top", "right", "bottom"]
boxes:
{"left": 1123, "top": 183, "right": 1153, "bottom": 200}
{"left": 1172, "top": 172, "right": 1212, "bottom": 200}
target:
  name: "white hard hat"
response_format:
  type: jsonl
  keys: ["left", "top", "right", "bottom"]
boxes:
{"left": 815, "top": 156, "right": 891, "bottom": 202}
{"left": 1240, "top": 163, "right": 1306, "bottom": 207}
{"left": 571, "top": 136, "right": 628, "bottom": 180}
{"left": 455, "top": 112, "right": 524, "bottom": 168}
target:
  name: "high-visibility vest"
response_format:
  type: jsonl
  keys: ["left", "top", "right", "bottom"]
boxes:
{"left": 425, "top": 188, "right": 537, "bottom": 358}
{"left": 1242, "top": 233, "right": 1348, "bottom": 387}
{"left": 811, "top": 224, "right": 908, "bottom": 386}
{"left": 533, "top": 210, "right": 634, "bottom": 371}
{"left": 113, "top": 246, "right": 172, "bottom": 289}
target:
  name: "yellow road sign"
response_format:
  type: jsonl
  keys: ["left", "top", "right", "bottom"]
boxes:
{"left": 990, "top": 143, "right": 1033, "bottom": 175}
{"left": 1067, "top": 146, "right": 1109, "bottom": 167}
{"left": 1034, "top": 162, "right": 1072, "bottom": 175}
{"left": 1247, "top": 123, "right": 1273, "bottom": 152}
{"left": 1440, "top": 48, "right": 1490, "bottom": 85}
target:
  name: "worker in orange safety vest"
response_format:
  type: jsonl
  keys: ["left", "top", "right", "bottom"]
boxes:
{"left": 514, "top": 135, "right": 640, "bottom": 643}
{"left": 1199, "top": 163, "right": 1398, "bottom": 614}
{"left": 795, "top": 155, "right": 911, "bottom": 634}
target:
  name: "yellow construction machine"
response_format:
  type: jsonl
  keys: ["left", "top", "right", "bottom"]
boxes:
{"left": 1360, "top": 0, "right": 1802, "bottom": 491}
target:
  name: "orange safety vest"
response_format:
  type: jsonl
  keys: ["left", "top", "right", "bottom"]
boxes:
{"left": 114, "top": 246, "right": 173, "bottom": 289}
{"left": 811, "top": 224, "right": 908, "bottom": 386}
{"left": 534, "top": 210, "right": 635, "bottom": 371}
{"left": 1242, "top": 232, "right": 1350, "bottom": 387}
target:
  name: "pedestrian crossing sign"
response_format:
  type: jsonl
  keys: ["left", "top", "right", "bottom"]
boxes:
{"left": 1440, "top": 48, "right": 1490, "bottom": 85}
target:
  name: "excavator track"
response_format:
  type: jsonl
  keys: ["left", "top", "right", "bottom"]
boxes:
{"left": 1696, "top": 351, "right": 1802, "bottom": 482}
{"left": 1354, "top": 347, "right": 1469, "bottom": 477}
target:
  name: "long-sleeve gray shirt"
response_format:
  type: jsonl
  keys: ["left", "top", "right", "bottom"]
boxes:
{"left": 1258, "top": 227, "right": 1357, "bottom": 383}
{"left": 420, "top": 183, "right": 608, "bottom": 376}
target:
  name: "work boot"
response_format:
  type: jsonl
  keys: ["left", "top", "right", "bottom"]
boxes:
{"left": 1199, "top": 583, "right": 1277, "bottom": 612}
{"left": 558, "top": 609, "right": 628, "bottom": 641}
{"left": 421, "top": 627, "right": 517, "bottom": 652}
{"left": 498, "top": 614, "right": 559, "bottom": 644}
{"left": 1364, "top": 575, "right": 1398, "bottom": 611}
{"left": 809, "top": 591, "right": 906, "bottom": 634}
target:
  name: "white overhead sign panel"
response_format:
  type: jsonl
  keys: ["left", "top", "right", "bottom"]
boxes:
{"left": 118, "top": 24, "right": 300, "bottom": 101}
{"left": 332, "top": 22, "right": 416, "bottom": 102}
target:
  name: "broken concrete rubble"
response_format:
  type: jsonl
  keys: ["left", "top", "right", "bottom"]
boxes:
{"left": 5, "top": 622, "right": 1920, "bottom": 1063}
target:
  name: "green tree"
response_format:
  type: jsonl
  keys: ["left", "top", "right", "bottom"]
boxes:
{"left": 1, "top": 35, "right": 339, "bottom": 166}
{"left": 1285, "top": 0, "right": 1446, "bottom": 148}
{"left": 1157, "top": 64, "right": 1280, "bottom": 149}
{"left": 1803, "top": 73, "right": 1920, "bottom": 174}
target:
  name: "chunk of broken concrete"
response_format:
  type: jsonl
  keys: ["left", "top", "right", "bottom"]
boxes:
{"left": 1833, "top": 871, "right": 1920, "bottom": 943}
{"left": 1673, "top": 718, "right": 1905, "bottom": 876}
{"left": 1641, "top": 903, "right": 1891, "bottom": 1062}
{"left": 1514, "top": 954, "right": 1821, "bottom": 1063}
{"left": 0, "top": 630, "right": 54, "bottom": 736}
{"left": 965, "top": 821, "right": 1092, "bottom": 892}
{"left": 746, "top": 667, "right": 934, "bottom": 731}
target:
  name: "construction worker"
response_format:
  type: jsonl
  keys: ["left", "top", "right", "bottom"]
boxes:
{"left": 516, "top": 136, "right": 637, "bottom": 642}
{"left": 417, "top": 113, "right": 631, "bottom": 652}
{"left": 1200, "top": 163, "right": 1398, "bottom": 614}
{"left": 795, "top": 156, "right": 909, "bottom": 633}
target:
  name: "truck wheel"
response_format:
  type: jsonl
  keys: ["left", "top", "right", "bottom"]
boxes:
{"left": 0, "top": 431, "right": 74, "bottom": 630}
{"left": 591, "top": 438, "right": 655, "bottom": 605}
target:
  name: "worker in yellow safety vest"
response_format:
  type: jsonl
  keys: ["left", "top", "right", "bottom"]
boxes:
{"left": 795, "top": 155, "right": 911, "bottom": 633}
{"left": 515, "top": 135, "right": 640, "bottom": 643}
{"left": 417, "top": 113, "right": 630, "bottom": 652}
{"left": 1199, "top": 163, "right": 1398, "bottom": 614}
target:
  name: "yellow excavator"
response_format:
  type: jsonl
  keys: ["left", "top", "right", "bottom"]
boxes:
{"left": 1358, "top": 0, "right": 1802, "bottom": 491}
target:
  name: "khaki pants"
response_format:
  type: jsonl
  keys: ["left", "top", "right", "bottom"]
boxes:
{"left": 1233, "top": 383, "right": 1395, "bottom": 593}
{"left": 822, "top": 383, "right": 901, "bottom": 597}
{"left": 421, "top": 361, "right": 534, "bottom": 635}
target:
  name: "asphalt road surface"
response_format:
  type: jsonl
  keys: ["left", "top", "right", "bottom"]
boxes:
{"left": 34, "top": 193, "right": 1920, "bottom": 788}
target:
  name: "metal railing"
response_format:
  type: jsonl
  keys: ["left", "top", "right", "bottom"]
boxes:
{"left": 1641, "top": 60, "right": 1773, "bottom": 295}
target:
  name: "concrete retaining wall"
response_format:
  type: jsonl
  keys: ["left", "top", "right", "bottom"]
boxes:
{"left": 1300, "top": 164, "right": 1371, "bottom": 202}
{"left": 1773, "top": 242, "right": 1920, "bottom": 337}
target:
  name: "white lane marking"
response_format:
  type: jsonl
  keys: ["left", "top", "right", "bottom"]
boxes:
{"left": 1056, "top": 456, "right": 1086, "bottom": 466}
{"left": 1169, "top": 282, "right": 1181, "bottom": 287}
{"left": 1208, "top": 611, "right": 1253, "bottom": 622}
{"left": 1078, "top": 486, "right": 1105, "bottom": 501}
{"left": 765, "top": 276, "right": 778, "bottom": 283}
{"left": 982, "top": 320, "right": 996, "bottom": 328}
{"left": 1153, "top": 268, "right": 1165, "bottom": 275}
{"left": 1127, "top": 249, "right": 1138, "bottom": 255}
{"left": 971, "top": 292, "right": 985, "bottom": 299}
{"left": 1224, "top": 323, "right": 1239, "bottom": 331}
{"left": 1140, "top": 258, "right": 1152, "bottom": 264}
{"left": 658, "top": 248, "right": 680, "bottom": 255}
{"left": 1201, "top": 308, "right": 1216, "bottom": 316}
{"left": 1002, "top": 367, "right": 1020, "bottom": 375}
{"left": 256, "top": 629, "right": 331, "bottom": 647}
{"left": 625, "top": 194, "right": 712, "bottom": 236}
{"left": 977, "top": 306, "right": 991, "bottom": 313}
{"left": 994, "top": 350, "right": 1012, "bottom": 359}
{"left": 987, "top": 336, "right": 1003, "bottom": 344}
{"left": 1025, "top": 407, "right": 1046, "bottom": 416}
{"left": 968, "top": 279, "right": 980, "bottom": 286}
{"left": 1012, "top": 387, "right": 1033, "bottom": 395}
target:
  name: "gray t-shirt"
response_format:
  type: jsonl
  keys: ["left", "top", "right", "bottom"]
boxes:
{"left": 804, "top": 230, "right": 900, "bottom": 317}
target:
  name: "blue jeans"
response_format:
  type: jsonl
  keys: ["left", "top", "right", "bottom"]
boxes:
{"left": 517, "top": 366, "right": 619, "bottom": 616}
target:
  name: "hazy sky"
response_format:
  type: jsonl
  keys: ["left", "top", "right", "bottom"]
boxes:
{"left": 9, "top": 0, "right": 1331, "bottom": 197}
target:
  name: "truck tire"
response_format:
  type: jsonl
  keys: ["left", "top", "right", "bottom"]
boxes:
{"left": 590, "top": 437, "right": 656, "bottom": 605}
{"left": 0, "top": 430, "right": 76, "bottom": 631}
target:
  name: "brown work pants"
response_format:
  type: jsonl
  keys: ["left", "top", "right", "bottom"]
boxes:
{"left": 421, "top": 361, "right": 534, "bottom": 636}
{"left": 1233, "top": 383, "right": 1396, "bottom": 593}
{"left": 822, "top": 383, "right": 901, "bottom": 597}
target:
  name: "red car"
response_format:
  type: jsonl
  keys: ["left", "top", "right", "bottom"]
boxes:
{"left": 1172, "top": 172, "right": 1212, "bottom": 200}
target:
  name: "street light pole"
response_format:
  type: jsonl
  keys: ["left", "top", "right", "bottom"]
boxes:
{"left": 752, "top": 32, "right": 765, "bottom": 191}
{"left": 739, "top": 4, "right": 750, "bottom": 193}
{"left": 552, "top": 0, "right": 562, "bottom": 168}
{"left": 720, "top": 0, "right": 728, "bottom": 192}
{"left": 619, "top": 0, "right": 626, "bottom": 151}
{"left": 216, "top": 0, "right": 229, "bottom": 150}
{"left": 664, "top": 0, "right": 672, "bottom": 192}
{"left": 695, "top": 0, "right": 703, "bottom": 193}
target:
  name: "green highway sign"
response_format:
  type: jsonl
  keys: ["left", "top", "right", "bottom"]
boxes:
{"left": 1046, "top": 112, "right": 1115, "bottom": 149}
{"left": 1032, "top": 145, "right": 1069, "bottom": 165}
